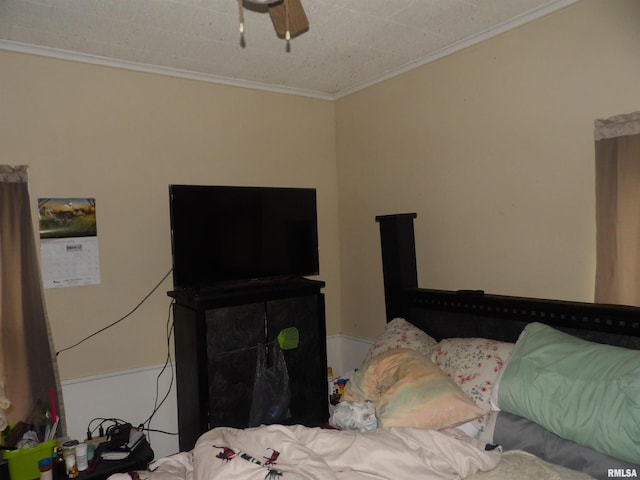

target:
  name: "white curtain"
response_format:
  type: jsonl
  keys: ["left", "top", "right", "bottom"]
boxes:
{"left": 0, "top": 165, "right": 65, "bottom": 437}
{"left": 594, "top": 111, "right": 640, "bottom": 306}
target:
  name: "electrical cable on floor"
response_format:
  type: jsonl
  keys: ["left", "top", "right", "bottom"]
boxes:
{"left": 56, "top": 268, "right": 172, "bottom": 356}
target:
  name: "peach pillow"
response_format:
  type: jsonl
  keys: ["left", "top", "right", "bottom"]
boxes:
{"left": 343, "top": 348, "right": 486, "bottom": 429}
{"left": 362, "top": 318, "right": 437, "bottom": 363}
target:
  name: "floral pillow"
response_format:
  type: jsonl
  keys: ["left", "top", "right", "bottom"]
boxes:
{"left": 362, "top": 318, "right": 438, "bottom": 364}
{"left": 342, "top": 348, "right": 486, "bottom": 429}
{"left": 431, "top": 338, "right": 514, "bottom": 412}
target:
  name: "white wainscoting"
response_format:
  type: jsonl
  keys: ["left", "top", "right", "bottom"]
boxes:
{"left": 61, "top": 363, "right": 180, "bottom": 459}
{"left": 61, "top": 335, "right": 371, "bottom": 459}
{"left": 325, "top": 334, "right": 373, "bottom": 377}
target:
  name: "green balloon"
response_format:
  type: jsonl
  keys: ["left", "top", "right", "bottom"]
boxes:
{"left": 277, "top": 327, "right": 299, "bottom": 350}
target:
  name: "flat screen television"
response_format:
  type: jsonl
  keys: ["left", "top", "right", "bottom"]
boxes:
{"left": 169, "top": 185, "right": 319, "bottom": 290}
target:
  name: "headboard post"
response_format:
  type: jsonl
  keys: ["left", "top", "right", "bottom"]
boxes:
{"left": 375, "top": 213, "right": 418, "bottom": 320}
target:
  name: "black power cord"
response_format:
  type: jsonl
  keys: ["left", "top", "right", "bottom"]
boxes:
{"left": 57, "top": 268, "right": 180, "bottom": 445}
{"left": 137, "top": 301, "right": 178, "bottom": 441}
{"left": 82, "top": 302, "right": 179, "bottom": 446}
{"left": 86, "top": 417, "right": 128, "bottom": 440}
{"left": 56, "top": 268, "right": 172, "bottom": 356}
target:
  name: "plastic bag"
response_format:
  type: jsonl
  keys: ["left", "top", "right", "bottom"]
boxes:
{"left": 248, "top": 343, "right": 292, "bottom": 427}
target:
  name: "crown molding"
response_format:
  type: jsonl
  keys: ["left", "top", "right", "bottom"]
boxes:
{"left": 0, "top": 39, "right": 335, "bottom": 101}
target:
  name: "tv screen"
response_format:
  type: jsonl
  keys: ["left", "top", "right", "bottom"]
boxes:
{"left": 169, "top": 185, "right": 319, "bottom": 290}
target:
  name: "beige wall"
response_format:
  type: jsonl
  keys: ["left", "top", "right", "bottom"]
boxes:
{"left": 3, "top": 0, "right": 640, "bottom": 379}
{"left": 2, "top": 52, "right": 340, "bottom": 379}
{"left": 336, "top": 0, "right": 640, "bottom": 339}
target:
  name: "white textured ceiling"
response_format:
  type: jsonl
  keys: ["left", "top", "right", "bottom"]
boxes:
{"left": 0, "top": 0, "right": 578, "bottom": 99}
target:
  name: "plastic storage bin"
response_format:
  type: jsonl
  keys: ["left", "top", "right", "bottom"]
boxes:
{"left": 3, "top": 440, "right": 57, "bottom": 480}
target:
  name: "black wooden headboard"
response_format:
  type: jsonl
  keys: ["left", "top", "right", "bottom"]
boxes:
{"left": 376, "top": 213, "right": 640, "bottom": 349}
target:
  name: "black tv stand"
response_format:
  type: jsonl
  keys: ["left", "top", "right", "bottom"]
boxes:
{"left": 169, "top": 278, "right": 325, "bottom": 304}
{"left": 212, "top": 275, "right": 317, "bottom": 292}
{"left": 168, "top": 278, "right": 328, "bottom": 451}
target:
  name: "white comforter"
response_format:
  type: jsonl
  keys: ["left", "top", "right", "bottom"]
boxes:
{"left": 115, "top": 424, "right": 500, "bottom": 480}
{"left": 108, "top": 425, "right": 594, "bottom": 480}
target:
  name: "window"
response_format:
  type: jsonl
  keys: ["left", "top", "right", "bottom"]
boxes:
{"left": 594, "top": 111, "right": 640, "bottom": 306}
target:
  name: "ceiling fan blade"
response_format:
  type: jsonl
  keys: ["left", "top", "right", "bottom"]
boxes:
{"left": 269, "top": 0, "right": 309, "bottom": 39}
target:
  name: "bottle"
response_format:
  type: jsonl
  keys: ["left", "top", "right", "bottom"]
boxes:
{"left": 75, "top": 443, "right": 88, "bottom": 472}
{"left": 53, "top": 446, "right": 66, "bottom": 480}
{"left": 38, "top": 457, "right": 53, "bottom": 480}
{"left": 62, "top": 441, "right": 77, "bottom": 477}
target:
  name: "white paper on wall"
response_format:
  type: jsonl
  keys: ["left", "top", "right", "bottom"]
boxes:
{"left": 40, "top": 236, "right": 101, "bottom": 288}
{"left": 38, "top": 198, "right": 101, "bottom": 288}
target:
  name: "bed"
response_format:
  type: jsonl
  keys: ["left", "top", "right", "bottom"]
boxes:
{"left": 371, "top": 213, "right": 640, "bottom": 479}
{"left": 109, "top": 212, "right": 639, "bottom": 480}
